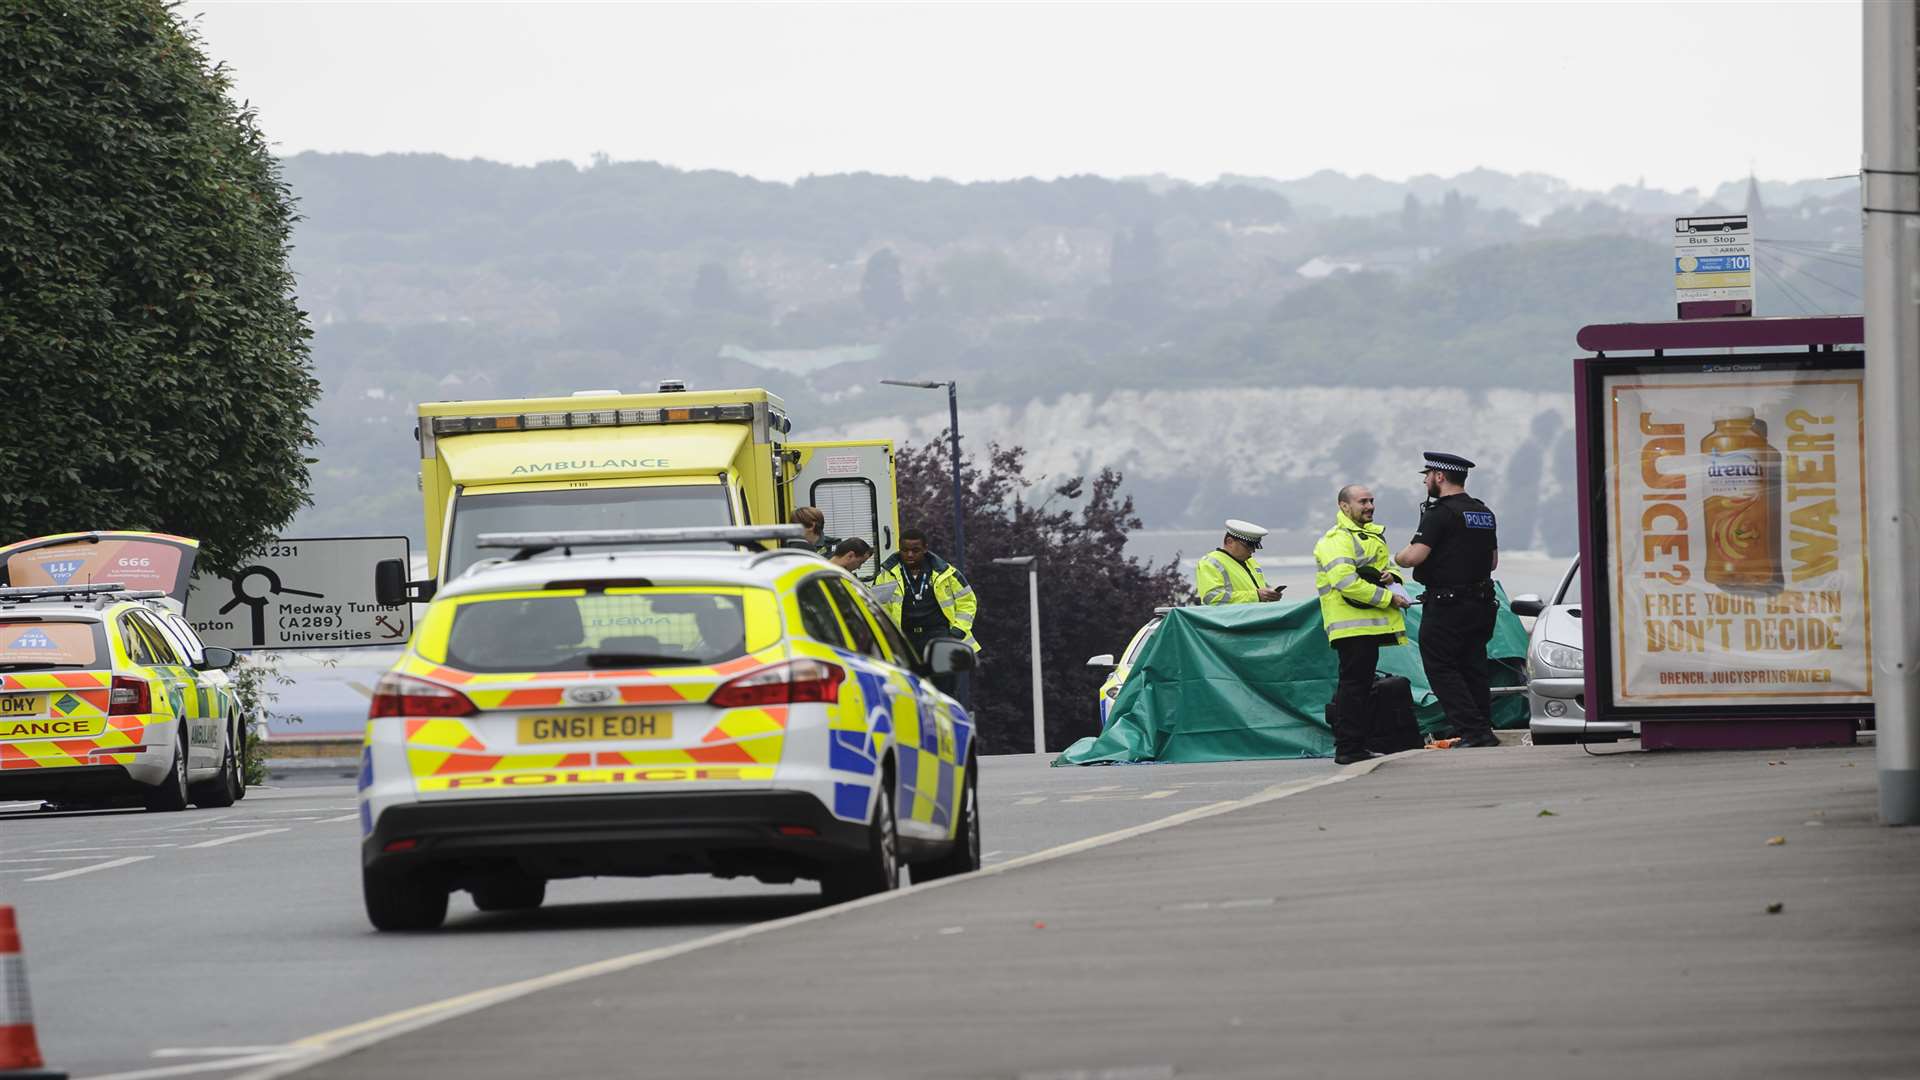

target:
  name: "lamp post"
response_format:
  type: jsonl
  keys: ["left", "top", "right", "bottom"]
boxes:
{"left": 880, "top": 378, "right": 965, "bottom": 573}
{"left": 993, "top": 555, "right": 1044, "bottom": 754}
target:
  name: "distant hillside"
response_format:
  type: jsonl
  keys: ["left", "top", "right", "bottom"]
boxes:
{"left": 279, "top": 154, "right": 1864, "bottom": 547}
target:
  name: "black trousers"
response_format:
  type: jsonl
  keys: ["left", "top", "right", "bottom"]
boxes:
{"left": 1331, "top": 635, "right": 1393, "bottom": 756}
{"left": 1420, "top": 592, "right": 1498, "bottom": 741}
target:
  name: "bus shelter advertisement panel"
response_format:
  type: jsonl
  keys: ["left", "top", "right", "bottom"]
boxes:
{"left": 1603, "top": 367, "right": 1870, "bottom": 708}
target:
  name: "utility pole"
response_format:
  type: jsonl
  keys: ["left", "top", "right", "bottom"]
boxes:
{"left": 994, "top": 556, "right": 1045, "bottom": 753}
{"left": 880, "top": 378, "right": 967, "bottom": 573}
{"left": 1863, "top": 0, "right": 1920, "bottom": 824}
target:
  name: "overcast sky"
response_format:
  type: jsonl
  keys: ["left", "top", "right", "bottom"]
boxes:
{"left": 181, "top": 1, "right": 1862, "bottom": 193}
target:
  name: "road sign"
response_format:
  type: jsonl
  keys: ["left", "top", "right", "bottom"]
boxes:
{"left": 1675, "top": 215, "right": 1753, "bottom": 317}
{"left": 184, "top": 536, "right": 412, "bottom": 651}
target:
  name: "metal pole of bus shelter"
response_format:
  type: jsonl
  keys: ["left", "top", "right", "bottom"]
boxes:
{"left": 1863, "top": 0, "right": 1920, "bottom": 824}
{"left": 879, "top": 379, "right": 966, "bottom": 573}
{"left": 993, "top": 556, "right": 1045, "bottom": 753}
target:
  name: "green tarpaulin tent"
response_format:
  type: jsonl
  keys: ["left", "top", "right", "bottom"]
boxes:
{"left": 1054, "top": 583, "right": 1532, "bottom": 766}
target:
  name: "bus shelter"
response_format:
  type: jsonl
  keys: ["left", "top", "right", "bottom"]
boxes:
{"left": 1572, "top": 315, "right": 1872, "bottom": 749}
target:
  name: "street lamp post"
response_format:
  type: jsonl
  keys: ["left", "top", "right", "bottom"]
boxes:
{"left": 993, "top": 555, "right": 1044, "bottom": 754}
{"left": 880, "top": 378, "right": 966, "bottom": 573}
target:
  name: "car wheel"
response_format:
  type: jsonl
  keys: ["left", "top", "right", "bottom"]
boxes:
{"left": 230, "top": 719, "right": 248, "bottom": 801}
{"left": 471, "top": 872, "right": 546, "bottom": 912}
{"left": 190, "top": 724, "right": 239, "bottom": 808}
{"left": 143, "top": 726, "right": 191, "bottom": 812}
{"left": 364, "top": 867, "right": 449, "bottom": 931}
{"left": 821, "top": 779, "right": 899, "bottom": 903}
{"left": 910, "top": 762, "right": 980, "bottom": 883}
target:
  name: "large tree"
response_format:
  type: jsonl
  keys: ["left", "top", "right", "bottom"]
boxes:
{"left": 894, "top": 437, "right": 1184, "bottom": 753}
{"left": 0, "top": 1, "right": 319, "bottom": 573}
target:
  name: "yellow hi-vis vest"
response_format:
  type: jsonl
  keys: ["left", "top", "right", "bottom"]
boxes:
{"left": 1313, "top": 511, "right": 1407, "bottom": 644}
{"left": 876, "top": 556, "right": 981, "bottom": 653}
{"left": 1195, "top": 549, "right": 1268, "bottom": 605}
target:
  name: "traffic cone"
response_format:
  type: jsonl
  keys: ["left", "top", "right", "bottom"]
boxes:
{"left": 0, "top": 907, "right": 65, "bottom": 1079}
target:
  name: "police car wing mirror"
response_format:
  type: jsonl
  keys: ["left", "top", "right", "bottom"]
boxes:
{"left": 1509, "top": 594, "right": 1545, "bottom": 617}
{"left": 1086, "top": 653, "right": 1116, "bottom": 668}
{"left": 925, "top": 638, "right": 976, "bottom": 675}
{"left": 197, "top": 646, "right": 238, "bottom": 671}
{"left": 374, "top": 558, "right": 436, "bottom": 607}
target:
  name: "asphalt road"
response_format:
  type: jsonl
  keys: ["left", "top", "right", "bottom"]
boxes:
{"left": 0, "top": 752, "right": 1333, "bottom": 1080}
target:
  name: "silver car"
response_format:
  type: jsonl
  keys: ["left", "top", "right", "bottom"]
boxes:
{"left": 1507, "top": 556, "right": 1634, "bottom": 745}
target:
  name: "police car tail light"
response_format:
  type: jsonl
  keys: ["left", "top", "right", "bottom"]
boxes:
{"left": 108, "top": 676, "right": 150, "bottom": 716}
{"left": 368, "top": 673, "right": 478, "bottom": 719}
{"left": 709, "top": 659, "right": 845, "bottom": 707}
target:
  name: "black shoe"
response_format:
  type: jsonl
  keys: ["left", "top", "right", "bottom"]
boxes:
{"left": 1334, "top": 750, "right": 1381, "bottom": 765}
{"left": 1454, "top": 733, "right": 1502, "bottom": 748}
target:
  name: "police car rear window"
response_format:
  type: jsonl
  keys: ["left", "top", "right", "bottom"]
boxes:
{"left": 0, "top": 621, "right": 105, "bottom": 670}
{"left": 444, "top": 591, "right": 749, "bottom": 674}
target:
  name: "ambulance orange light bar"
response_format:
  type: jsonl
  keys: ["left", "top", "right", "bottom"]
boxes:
{"left": 431, "top": 403, "right": 755, "bottom": 436}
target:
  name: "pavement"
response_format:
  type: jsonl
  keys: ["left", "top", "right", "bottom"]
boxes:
{"left": 267, "top": 743, "right": 1920, "bottom": 1080}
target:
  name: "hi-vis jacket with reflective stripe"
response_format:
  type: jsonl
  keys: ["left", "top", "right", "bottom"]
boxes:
{"left": 1195, "top": 549, "right": 1268, "bottom": 605}
{"left": 876, "top": 552, "right": 980, "bottom": 652}
{"left": 1313, "top": 511, "right": 1407, "bottom": 644}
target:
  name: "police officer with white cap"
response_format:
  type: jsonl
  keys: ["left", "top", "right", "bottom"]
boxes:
{"left": 1196, "top": 519, "right": 1286, "bottom": 605}
{"left": 1396, "top": 451, "right": 1502, "bottom": 748}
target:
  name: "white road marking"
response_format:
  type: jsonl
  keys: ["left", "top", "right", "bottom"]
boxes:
{"left": 1013, "top": 796, "right": 1046, "bottom": 806}
{"left": 155, "top": 814, "right": 237, "bottom": 830}
{"left": 39, "top": 844, "right": 178, "bottom": 852}
{"left": 183, "top": 828, "right": 289, "bottom": 849}
{"left": 1141, "top": 789, "right": 1178, "bottom": 799}
{"left": 234, "top": 755, "right": 1397, "bottom": 1080}
{"left": 318, "top": 813, "right": 360, "bottom": 823}
{"left": 83, "top": 1049, "right": 300, "bottom": 1080}
{"left": 27, "top": 855, "right": 152, "bottom": 881}
{"left": 0, "top": 868, "right": 58, "bottom": 875}
{"left": 0, "top": 855, "right": 126, "bottom": 863}
{"left": 152, "top": 1047, "right": 301, "bottom": 1058}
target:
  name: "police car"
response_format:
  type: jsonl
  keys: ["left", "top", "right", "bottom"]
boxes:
{"left": 0, "top": 583, "right": 244, "bottom": 811}
{"left": 1086, "top": 608, "right": 1168, "bottom": 728}
{"left": 358, "top": 525, "right": 981, "bottom": 931}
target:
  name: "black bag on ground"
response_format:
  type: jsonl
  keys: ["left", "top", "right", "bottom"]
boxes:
{"left": 1364, "top": 674, "right": 1422, "bottom": 755}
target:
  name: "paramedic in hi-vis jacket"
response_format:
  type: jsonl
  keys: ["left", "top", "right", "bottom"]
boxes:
{"left": 1195, "top": 520, "right": 1286, "bottom": 605}
{"left": 1314, "top": 485, "right": 1411, "bottom": 765}
{"left": 877, "top": 527, "right": 979, "bottom": 707}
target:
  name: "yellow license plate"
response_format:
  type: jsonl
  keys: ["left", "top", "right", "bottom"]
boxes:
{"left": 518, "top": 713, "right": 673, "bottom": 744}
{"left": 0, "top": 694, "right": 45, "bottom": 718}
{"left": 0, "top": 716, "right": 104, "bottom": 740}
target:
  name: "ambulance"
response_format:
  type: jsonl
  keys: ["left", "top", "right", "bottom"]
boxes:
{"left": 0, "top": 532, "right": 245, "bottom": 810}
{"left": 377, "top": 384, "right": 900, "bottom": 604}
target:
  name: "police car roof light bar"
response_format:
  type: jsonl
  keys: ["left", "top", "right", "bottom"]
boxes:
{"left": 0, "top": 583, "right": 167, "bottom": 603}
{"left": 476, "top": 525, "right": 806, "bottom": 560}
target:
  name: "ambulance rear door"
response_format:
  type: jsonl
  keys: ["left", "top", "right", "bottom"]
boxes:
{"left": 788, "top": 441, "right": 898, "bottom": 581}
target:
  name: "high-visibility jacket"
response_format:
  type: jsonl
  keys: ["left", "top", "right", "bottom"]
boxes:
{"left": 1195, "top": 548, "right": 1268, "bottom": 605}
{"left": 876, "top": 552, "right": 980, "bottom": 652}
{"left": 1313, "top": 510, "right": 1407, "bottom": 644}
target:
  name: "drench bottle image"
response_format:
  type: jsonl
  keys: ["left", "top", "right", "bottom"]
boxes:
{"left": 1701, "top": 406, "right": 1783, "bottom": 589}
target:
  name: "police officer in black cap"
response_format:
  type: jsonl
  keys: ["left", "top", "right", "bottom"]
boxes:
{"left": 1395, "top": 452, "right": 1502, "bottom": 748}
